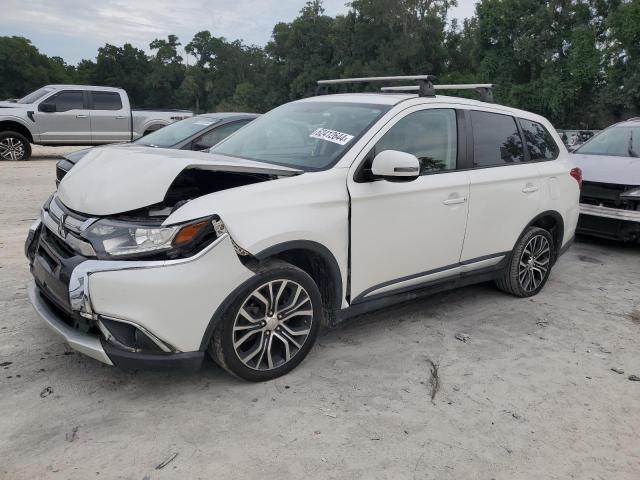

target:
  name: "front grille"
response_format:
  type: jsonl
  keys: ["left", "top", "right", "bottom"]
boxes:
{"left": 581, "top": 181, "right": 639, "bottom": 211}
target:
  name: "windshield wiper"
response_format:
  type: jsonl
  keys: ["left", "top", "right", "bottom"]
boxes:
{"left": 629, "top": 131, "right": 638, "bottom": 157}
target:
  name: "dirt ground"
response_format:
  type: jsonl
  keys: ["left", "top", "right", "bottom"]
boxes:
{"left": 1, "top": 146, "right": 639, "bottom": 480}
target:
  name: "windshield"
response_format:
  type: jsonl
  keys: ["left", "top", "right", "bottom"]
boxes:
{"left": 576, "top": 125, "right": 640, "bottom": 157}
{"left": 135, "top": 116, "right": 220, "bottom": 147}
{"left": 211, "top": 101, "right": 390, "bottom": 170}
{"left": 18, "top": 86, "right": 55, "bottom": 104}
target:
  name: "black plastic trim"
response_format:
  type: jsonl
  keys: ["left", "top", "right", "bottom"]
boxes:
{"left": 103, "top": 342, "right": 204, "bottom": 371}
{"left": 351, "top": 251, "right": 509, "bottom": 304}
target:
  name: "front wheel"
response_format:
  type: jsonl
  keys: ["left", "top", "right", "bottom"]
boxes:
{"left": 210, "top": 260, "right": 322, "bottom": 381}
{"left": 0, "top": 131, "right": 31, "bottom": 160}
{"left": 495, "top": 227, "right": 555, "bottom": 297}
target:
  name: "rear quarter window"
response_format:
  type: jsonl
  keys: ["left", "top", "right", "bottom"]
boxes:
{"left": 519, "top": 119, "right": 559, "bottom": 160}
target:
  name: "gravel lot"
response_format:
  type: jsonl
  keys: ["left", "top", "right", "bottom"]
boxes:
{"left": 1, "top": 146, "right": 639, "bottom": 479}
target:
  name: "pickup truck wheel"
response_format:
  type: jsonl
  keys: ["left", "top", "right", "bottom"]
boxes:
{"left": 495, "top": 227, "right": 555, "bottom": 297}
{"left": 210, "top": 260, "right": 322, "bottom": 381}
{"left": 0, "top": 132, "right": 31, "bottom": 161}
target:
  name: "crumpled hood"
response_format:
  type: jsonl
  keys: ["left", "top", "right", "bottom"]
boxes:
{"left": 57, "top": 145, "right": 302, "bottom": 216}
{"left": 571, "top": 153, "right": 640, "bottom": 185}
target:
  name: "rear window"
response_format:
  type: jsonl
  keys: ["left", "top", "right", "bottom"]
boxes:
{"left": 91, "top": 92, "right": 122, "bottom": 110}
{"left": 471, "top": 111, "right": 524, "bottom": 167}
{"left": 520, "top": 119, "right": 559, "bottom": 160}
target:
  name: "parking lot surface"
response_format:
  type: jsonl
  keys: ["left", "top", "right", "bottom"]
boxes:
{"left": 1, "top": 147, "right": 639, "bottom": 479}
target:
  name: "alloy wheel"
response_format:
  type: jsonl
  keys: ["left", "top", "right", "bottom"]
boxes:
{"left": 518, "top": 234, "right": 551, "bottom": 292}
{"left": 232, "top": 279, "right": 314, "bottom": 371}
{"left": 0, "top": 137, "right": 26, "bottom": 160}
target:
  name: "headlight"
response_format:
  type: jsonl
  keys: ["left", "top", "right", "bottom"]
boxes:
{"left": 83, "top": 217, "right": 215, "bottom": 259}
{"left": 621, "top": 187, "right": 640, "bottom": 200}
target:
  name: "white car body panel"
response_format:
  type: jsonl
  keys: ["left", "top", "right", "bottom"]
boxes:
{"left": 88, "top": 235, "right": 253, "bottom": 352}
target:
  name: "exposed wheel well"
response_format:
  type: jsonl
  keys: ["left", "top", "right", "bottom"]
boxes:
{"left": 528, "top": 211, "right": 564, "bottom": 256}
{"left": 256, "top": 243, "right": 343, "bottom": 327}
{"left": 0, "top": 121, "right": 34, "bottom": 143}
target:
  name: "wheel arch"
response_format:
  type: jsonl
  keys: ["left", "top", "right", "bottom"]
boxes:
{"left": 254, "top": 241, "right": 344, "bottom": 323}
{"left": 0, "top": 120, "right": 34, "bottom": 143}
{"left": 522, "top": 210, "right": 565, "bottom": 258}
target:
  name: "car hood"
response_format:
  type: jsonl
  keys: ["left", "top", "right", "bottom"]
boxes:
{"left": 57, "top": 145, "right": 302, "bottom": 216}
{"left": 571, "top": 153, "right": 640, "bottom": 185}
{"left": 0, "top": 101, "right": 29, "bottom": 110}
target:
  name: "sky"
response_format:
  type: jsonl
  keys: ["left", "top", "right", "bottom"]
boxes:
{"left": 1, "top": 0, "right": 478, "bottom": 65}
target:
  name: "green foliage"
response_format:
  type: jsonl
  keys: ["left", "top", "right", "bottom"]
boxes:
{"left": 1, "top": 0, "right": 639, "bottom": 127}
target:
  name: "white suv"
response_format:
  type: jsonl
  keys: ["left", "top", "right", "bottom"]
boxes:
{"left": 26, "top": 77, "right": 581, "bottom": 381}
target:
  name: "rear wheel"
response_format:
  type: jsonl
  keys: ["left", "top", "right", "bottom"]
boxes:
{"left": 495, "top": 227, "right": 555, "bottom": 297}
{"left": 0, "top": 131, "right": 31, "bottom": 160}
{"left": 210, "top": 260, "right": 322, "bottom": 381}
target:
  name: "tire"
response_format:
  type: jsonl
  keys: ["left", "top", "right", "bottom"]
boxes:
{"left": 0, "top": 131, "right": 31, "bottom": 160}
{"left": 210, "top": 260, "right": 323, "bottom": 381}
{"left": 495, "top": 227, "right": 555, "bottom": 298}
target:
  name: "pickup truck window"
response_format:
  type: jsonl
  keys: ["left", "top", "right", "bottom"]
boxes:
{"left": 18, "top": 86, "right": 55, "bottom": 104}
{"left": 471, "top": 111, "right": 524, "bottom": 167}
{"left": 91, "top": 92, "right": 122, "bottom": 110}
{"left": 48, "top": 91, "right": 85, "bottom": 112}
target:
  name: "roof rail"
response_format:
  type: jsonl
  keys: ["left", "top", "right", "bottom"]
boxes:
{"left": 381, "top": 83, "right": 495, "bottom": 103}
{"left": 316, "top": 75, "right": 437, "bottom": 97}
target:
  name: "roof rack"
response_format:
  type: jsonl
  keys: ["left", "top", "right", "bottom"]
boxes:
{"left": 316, "top": 75, "right": 437, "bottom": 97}
{"left": 380, "top": 83, "right": 495, "bottom": 103}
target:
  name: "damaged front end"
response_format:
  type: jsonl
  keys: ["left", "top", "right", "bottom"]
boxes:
{"left": 578, "top": 182, "right": 640, "bottom": 242}
{"left": 26, "top": 149, "right": 300, "bottom": 368}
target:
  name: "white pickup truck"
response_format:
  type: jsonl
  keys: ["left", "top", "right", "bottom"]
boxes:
{"left": 0, "top": 85, "right": 192, "bottom": 160}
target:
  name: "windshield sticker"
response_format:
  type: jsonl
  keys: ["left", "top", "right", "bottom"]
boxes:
{"left": 310, "top": 128, "right": 354, "bottom": 146}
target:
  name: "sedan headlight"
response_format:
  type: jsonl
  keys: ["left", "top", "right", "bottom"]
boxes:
{"left": 83, "top": 217, "right": 215, "bottom": 259}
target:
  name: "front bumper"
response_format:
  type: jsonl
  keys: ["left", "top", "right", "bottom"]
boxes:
{"left": 26, "top": 210, "right": 254, "bottom": 369}
{"left": 578, "top": 203, "right": 640, "bottom": 242}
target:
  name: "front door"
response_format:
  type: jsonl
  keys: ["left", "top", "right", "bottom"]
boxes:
{"left": 348, "top": 107, "right": 470, "bottom": 302}
{"left": 34, "top": 90, "right": 91, "bottom": 143}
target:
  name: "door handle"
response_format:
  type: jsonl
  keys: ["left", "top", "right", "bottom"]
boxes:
{"left": 522, "top": 185, "right": 539, "bottom": 194}
{"left": 443, "top": 196, "right": 467, "bottom": 206}
{"left": 115, "top": 115, "right": 127, "bottom": 119}
{"left": 76, "top": 114, "right": 88, "bottom": 119}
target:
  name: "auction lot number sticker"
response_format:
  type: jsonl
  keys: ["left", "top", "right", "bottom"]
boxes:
{"left": 310, "top": 128, "right": 354, "bottom": 145}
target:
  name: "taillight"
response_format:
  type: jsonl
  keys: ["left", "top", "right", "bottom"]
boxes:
{"left": 570, "top": 167, "right": 583, "bottom": 189}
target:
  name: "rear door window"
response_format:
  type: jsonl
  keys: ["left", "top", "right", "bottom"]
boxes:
{"left": 196, "top": 120, "right": 252, "bottom": 148}
{"left": 91, "top": 92, "right": 123, "bottom": 110}
{"left": 48, "top": 91, "right": 85, "bottom": 112}
{"left": 519, "top": 119, "right": 559, "bottom": 160}
{"left": 471, "top": 111, "right": 524, "bottom": 167}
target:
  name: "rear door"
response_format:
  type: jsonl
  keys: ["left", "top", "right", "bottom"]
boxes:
{"left": 348, "top": 106, "right": 470, "bottom": 302}
{"left": 89, "top": 91, "right": 131, "bottom": 143}
{"left": 34, "top": 90, "right": 91, "bottom": 143}
{"left": 460, "top": 109, "right": 541, "bottom": 262}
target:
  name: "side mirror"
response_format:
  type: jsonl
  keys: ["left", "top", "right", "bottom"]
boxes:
{"left": 39, "top": 102, "right": 56, "bottom": 113}
{"left": 371, "top": 150, "right": 420, "bottom": 181}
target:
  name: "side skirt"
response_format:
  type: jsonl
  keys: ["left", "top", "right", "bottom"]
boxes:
{"left": 334, "top": 260, "right": 508, "bottom": 325}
